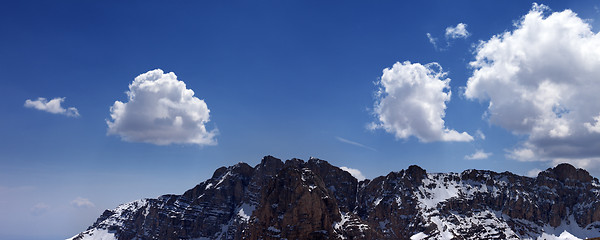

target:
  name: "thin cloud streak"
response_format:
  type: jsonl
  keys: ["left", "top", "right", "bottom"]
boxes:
{"left": 336, "top": 136, "right": 377, "bottom": 152}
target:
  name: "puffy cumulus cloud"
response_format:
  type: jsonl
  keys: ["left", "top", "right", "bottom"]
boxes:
{"left": 107, "top": 69, "right": 217, "bottom": 146}
{"left": 464, "top": 149, "right": 492, "bottom": 160}
{"left": 371, "top": 61, "right": 473, "bottom": 142}
{"left": 445, "top": 23, "right": 470, "bottom": 39}
{"left": 340, "top": 166, "right": 366, "bottom": 181}
{"left": 465, "top": 4, "right": 600, "bottom": 173}
{"left": 24, "top": 97, "right": 79, "bottom": 117}
{"left": 71, "top": 197, "right": 95, "bottom": 208}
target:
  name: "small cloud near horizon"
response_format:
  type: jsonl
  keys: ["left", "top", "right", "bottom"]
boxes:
{"left": 465, "top": 149, "right": 492, "bottom": 160}
{"left": 340, "top": 166, "right": 366, "bottom": 181}
{"left": 71, "top": 197, "right": 95, "bottom": 208}
{"left": 527, "top": 168, "right": 542, "bottom": 177}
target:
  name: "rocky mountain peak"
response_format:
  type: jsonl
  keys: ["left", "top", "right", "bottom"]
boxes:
{"left": 69, "top": 156, "right": 600, "bottom": 240}
{"left": 405, "top": 164, "right": 427, "bottom": 182}
{"left": 283, "top": 157, "right": 305, "bottom": 168}
{"left": 540, "top": 163, "right": 594, "bottom": 183}
{"left": 255, "top": 155, "right": 284, "bottom": 176}
{"left": 211, "top": 166, "right": 228, "bottom": 179}
{"left": 245, "top": 165, "right": 341, "bottom": 239}
{"left": 231, "top": 162, "right": 254, "bottom": 175}
{"left": 307, "top": 156, "right": 328, "bottom": 165}
{"left": 258, "top": 155, "right": 283, "bottom": 167}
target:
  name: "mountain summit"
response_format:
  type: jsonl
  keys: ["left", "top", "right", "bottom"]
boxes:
{"left": 69, "top": 156, "right": 600, "bottom": 240}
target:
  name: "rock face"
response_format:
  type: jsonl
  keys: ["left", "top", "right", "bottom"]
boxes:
{"left": 69, "top": 156, "right": 600, "bottom": 240}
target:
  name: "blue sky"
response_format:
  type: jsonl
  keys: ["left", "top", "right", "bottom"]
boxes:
{"left": 2, "top": 1, "right": 600, "bottom": 239}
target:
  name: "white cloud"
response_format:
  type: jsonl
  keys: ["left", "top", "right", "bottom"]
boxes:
{"left": 445, "top": 23, "right": 470, "bottom": 39}
{"left": 107, "top": 69, "right": 217, "bottom": 146}
{"left": 584, "top": 114, "right": 600, "bottom": 133}
{"left": 465, "top": 4, "right": 600, "bottom": 171}
{"left": 465, "top": 149, "right": 492, "bottom": 160}
{"left": 30, "top": 202, "right": 49, "bottom": 216}
{"left": 526, "top": 168, "right": 542, "bottom": 177}
{"left": 340, "top": 166, "right": 366, "bottom": 181}
{"left": 371, "top": 61, "right": 473, "bottom": 142}
{"left": 24, "top": 97, "right": 79, "bottom": 117}
{"left": 71, "top": 197, "right": 95, "bottom": 208}
{"left": 506, "top": 147, "right": 537, "bottom": 161}
{"left": 336, "top": 136, "right": 376, "bottom": 151}
{"left": 428, "top": 23, "right": 470, "bottom": 50}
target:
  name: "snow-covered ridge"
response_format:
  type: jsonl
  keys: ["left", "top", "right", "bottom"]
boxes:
{"left": 360, "top": 165, "right": 600, "bottom": 239}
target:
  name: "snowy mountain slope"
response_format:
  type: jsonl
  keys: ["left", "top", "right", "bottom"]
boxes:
{"left": 69, "top": 156, "right": 600, "bottom": 240}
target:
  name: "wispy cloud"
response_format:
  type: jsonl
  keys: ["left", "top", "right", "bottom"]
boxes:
{"left": 427, "top": 22, "right": 470, "bottom": 50}
{"left": 475, "top": 129, "right": 486, "bottom": 140}
{"left": 336, "top": 136, "right": 377, "bottom": 151}
{"left": 0, "top": 185, "right": 35, "bottom": 194}
{"left": 24, "top": 97, "right": 79, "bottom": 117}
{"left": 426, "top": 33, "right": 438, "bottom": 49}
{"left": 30, "top": 202, "right": 49, "bottom": 216}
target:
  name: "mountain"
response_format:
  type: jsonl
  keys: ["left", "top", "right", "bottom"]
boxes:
{"left": 68, "top": 156, "right": 600, "bottom": 240}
